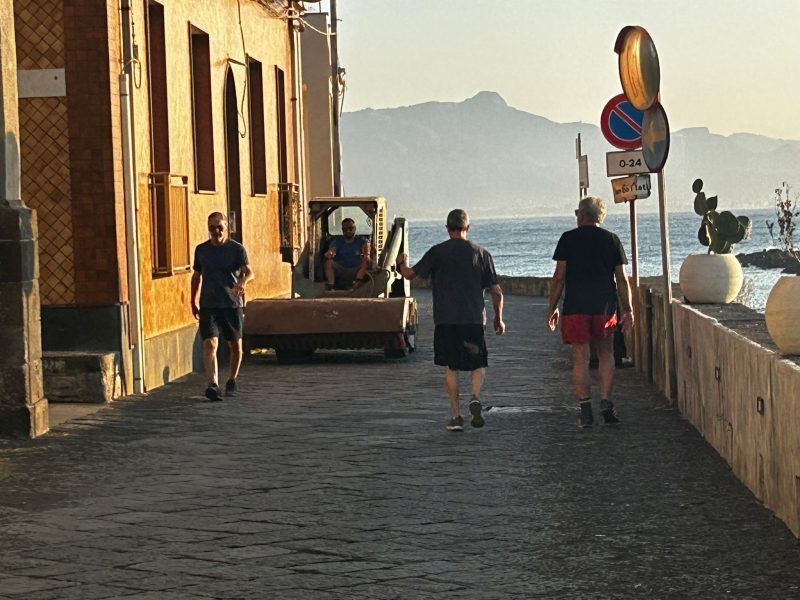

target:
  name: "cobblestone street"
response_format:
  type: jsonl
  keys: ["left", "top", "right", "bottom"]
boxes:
{"left": 1, "top": 290, "right": 799, "bottom": 599}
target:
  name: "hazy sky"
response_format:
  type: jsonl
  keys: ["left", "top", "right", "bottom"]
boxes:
{"left": 311, "top": 0, "right": 800, "bottom": 140}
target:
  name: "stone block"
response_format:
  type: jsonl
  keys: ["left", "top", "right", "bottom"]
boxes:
{"left": 0, "top": 239, "right": 36, "bottom": 282}
{"left": 0, "top": 397, "right": 48, "bottom": 438}
{"left": 42, "top": 351, "right": 121, "bottom": 403}
{"left": 0, "top": 203, "right": 35, "bottom": 242}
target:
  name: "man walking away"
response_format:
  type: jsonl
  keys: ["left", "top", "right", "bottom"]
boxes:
{"left": 398, "top": 209, "right": 505, "bottom": 431}
{"left": 547, "top": 197, "right": 633, "bottom": 427}
{"left": 191, "top": 212, "right": 254, "bottom": 401}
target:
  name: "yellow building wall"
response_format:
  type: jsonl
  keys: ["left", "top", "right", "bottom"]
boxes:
{"left": 131, "top": 0, "right": 299, "bottom": 339}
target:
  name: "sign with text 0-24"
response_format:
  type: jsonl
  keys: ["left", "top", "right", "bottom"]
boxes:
{"left": 606, "top": 149, "right": 648, "bottom": 177}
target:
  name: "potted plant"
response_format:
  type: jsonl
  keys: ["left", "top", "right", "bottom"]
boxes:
{"left": 765, "top": 182, "right": 800, "bottom": 354}
{"left": 678, "top": 178, "right": 752, "bottom": 304}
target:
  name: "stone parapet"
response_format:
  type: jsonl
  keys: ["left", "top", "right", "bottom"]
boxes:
{"left": 411, "top": 274, "right": 551, "bottom": 297}
{"left": 640, "top": 277, "right": 800, "bottom": 537}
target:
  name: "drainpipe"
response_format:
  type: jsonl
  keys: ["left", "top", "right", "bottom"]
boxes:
{"left": 289, "top": 4, "right": 307, "bottom": 240}
{"left": 120, "top": 0, "right": 145, "bottom": 394}
{"left": 329, "top": 0, "right": 342, "bottom": 196}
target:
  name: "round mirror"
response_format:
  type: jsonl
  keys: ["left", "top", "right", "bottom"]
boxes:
{"left": 616, "top": 26, "right": 660, "bottom": 111}
{"left": 641, "top": 102, "right": 670, "bottom": 172}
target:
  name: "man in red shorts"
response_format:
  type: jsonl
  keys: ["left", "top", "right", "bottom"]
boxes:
{"left": 547, "top": 196, "right": 634, "bottom": 428}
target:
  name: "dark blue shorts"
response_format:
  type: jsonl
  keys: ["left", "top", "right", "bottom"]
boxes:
{"left": 199, "top": 308, "right": 244, "bottom": 342}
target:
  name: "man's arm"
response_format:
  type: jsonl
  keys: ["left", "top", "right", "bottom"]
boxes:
{"left": 396, "top": 253, "right": 416, "bottom": 280}
{"left": 190, "top": 271, "right": 202, "bottom": 319}
{"left": 233, "top": 264, "right": 255, "bottom": 298}
{"left": 614, "top": 264, "right": 634, "bottom": 332}
{"left": 489, "top": 283, "right": 505, "bottom": 335}
{"left": 547, "top": 261, "right": 566, "bottom": 331}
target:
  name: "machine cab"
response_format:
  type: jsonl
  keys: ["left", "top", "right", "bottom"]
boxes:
{"left": 293, "top": 197, "right": 409, "bottom": 299}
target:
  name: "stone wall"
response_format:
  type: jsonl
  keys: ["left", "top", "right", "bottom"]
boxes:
{"left": 642, "top": 279, "right": 800, "bottom": 537}
{"left": 412, "top": 274, "right": 551, "bottom": 297}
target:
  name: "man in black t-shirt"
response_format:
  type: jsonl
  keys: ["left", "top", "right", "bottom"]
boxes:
{"left": 190, "top": 212, "right": 254, "bottom": 401}
{"left": 548, "top": 197, "right": 634, "bottom": 428}
{"left": 398, "top": 209, "right": 505, "bottom": 432}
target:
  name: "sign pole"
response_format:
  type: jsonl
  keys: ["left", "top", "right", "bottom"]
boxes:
{"left": 628, "top": 197, "right": 639, "bottom": 367}
{"left": 629, "top": 200, "right": 639, "bottom": 287}
{"left": 576, "top": 134, "right": 583, "bottom": 200}
{"left": 656, "top": 169, "right": 676, "bottom": 397}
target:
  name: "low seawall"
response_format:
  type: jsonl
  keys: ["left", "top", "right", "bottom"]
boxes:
{"left": 639, "top": 280, "right": 800, "bottom": 537}
{"left": 411, "top": 275, "right": 551, "bottom": 297}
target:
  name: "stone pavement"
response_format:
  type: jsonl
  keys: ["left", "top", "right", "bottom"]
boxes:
{"left": 1, "top": 290, "right": 799, "bottom": 599}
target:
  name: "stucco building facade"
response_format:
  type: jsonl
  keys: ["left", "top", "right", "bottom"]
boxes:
{"left": 14, "top": 0, "right": 328, "bottom": 395}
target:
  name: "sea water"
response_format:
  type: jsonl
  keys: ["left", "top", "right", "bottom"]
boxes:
{"left": 408, "top": 208, "right": 784, "bottom": 313}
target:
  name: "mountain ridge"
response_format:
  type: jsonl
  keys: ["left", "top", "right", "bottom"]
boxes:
{"left": 340, "top": 91, "right": 800, "bottom": 220}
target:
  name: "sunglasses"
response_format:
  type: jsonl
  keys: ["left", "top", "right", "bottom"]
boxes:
{"left": 574, "top": 209, "right": 580, "bottom": 216}
{"left": 208, "top": 224, "right": 226, "bottom": 231}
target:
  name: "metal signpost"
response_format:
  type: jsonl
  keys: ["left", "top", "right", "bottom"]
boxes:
{"left": 614, "top": 25, "right": 676, "bottom": 399}
{"left": 576, "top": 133, "right": 588, "bottom": 199}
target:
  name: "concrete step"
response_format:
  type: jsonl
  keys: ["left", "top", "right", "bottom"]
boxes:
{"left": 42, "top": 351, "right": 122, "bottom": 403}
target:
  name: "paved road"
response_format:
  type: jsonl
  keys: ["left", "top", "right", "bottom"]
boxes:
{"left": 1, "top": 291, "right": 799, "bottom": 599}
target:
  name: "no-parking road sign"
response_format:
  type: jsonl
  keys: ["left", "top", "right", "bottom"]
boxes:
{"left": 600, "top": 93, "right": 644, "bottom": 150}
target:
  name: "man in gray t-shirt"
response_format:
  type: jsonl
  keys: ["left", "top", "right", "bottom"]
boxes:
{"left": 190, "top": 212, "right": 254, "bottom": 401}
{"left": 398, "top": 209, "right": 505, "bottom": 432}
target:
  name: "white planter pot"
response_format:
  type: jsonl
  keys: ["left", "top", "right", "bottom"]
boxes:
{"left": 678, "top": 253, "right": 743, "bottom": 304}
{"left": 765, "top": 276, "right": 800, "bottom": 354}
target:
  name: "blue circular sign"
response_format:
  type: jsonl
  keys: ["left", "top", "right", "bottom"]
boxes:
{"left": 601, "top": 94, "right": 644, "bottom": 149}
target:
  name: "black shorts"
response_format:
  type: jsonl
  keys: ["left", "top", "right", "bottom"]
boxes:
{"left": 199, "top": 308, "right": 244, "bottom": 342}
{"left": 434, "top": 324, "right": 488, "bottom": 371}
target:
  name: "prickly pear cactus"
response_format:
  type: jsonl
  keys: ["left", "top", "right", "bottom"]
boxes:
{"left": 693, "top": 178, "right": 752, "bottom": 254}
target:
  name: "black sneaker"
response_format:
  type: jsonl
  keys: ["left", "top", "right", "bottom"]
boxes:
{"left": 225, "top": 379, "right": 238, "bottom": 397}
{"left": 469, "top": 397, "right": 485, "bottom": 428}
{"left": 446, "top": 416, "right": 464, "bottom": 432}
{"left": 600, "top": 399, "right": 620, "bottom": 425}
{"left": 205, "top": 384, "right": 222, "bottom": 402}
{"left": 578, "top": 400, "right": 593, "bottom": 428}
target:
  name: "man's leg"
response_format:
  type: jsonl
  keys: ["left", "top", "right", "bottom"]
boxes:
{"left": 469, "top": 367, "right": 485, "bottom": 398}
{"left": 355, "top": 256, "right": 369, "bottom": 282}
{"left": 202, "top": 337, "right": 222, "bottom": 401}
{"left": 324, "top": 258, "right": 335, "bottom": 286}
{"left": 221, "top": 309, "right": 244, "bottom": 397}
{"left": 596, "top": 332, "right": 615, "bottom": 400}
{"left": 571, "top": 343, "right": 591, "bottom": 399}
{"left": 469, "top": 367, "right": 486, "bottom": 428}
{"left": 572, "top": 342, "right": 594, "bottom": 428}
{"left": 227, "top": 339, "right": 243, "bottom": 381}
{"left": 444, "top": 368, "right": 460, "bottom": 417}
{"left": 203, "top": 337, "right": 219, "bottom": 386}
{"left": 596, "top": 332, "right": 620, "bottom": 424}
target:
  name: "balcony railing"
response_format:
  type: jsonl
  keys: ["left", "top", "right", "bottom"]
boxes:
{"left": 278, "top": 182, "right": 302, "bottom": 264}
{"left": 149, "top": 172, "right": 190, "bottom": 275}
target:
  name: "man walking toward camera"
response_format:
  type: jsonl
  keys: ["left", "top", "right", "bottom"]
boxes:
{"left": 190, "top": 212, "right": 254, "bottom": 401}
{"left": 398, "top": 209, "right": 505, "bottom": 431}
{"left": 548, "top": 196, "right": 633, "bottom": 428}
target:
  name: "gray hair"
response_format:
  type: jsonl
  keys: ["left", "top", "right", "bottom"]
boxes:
{"left": 446, "top": 209, "right": 469, "bottom": 230}
{"left": 577, "top": 196, "right": 607, "bottom": 224}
